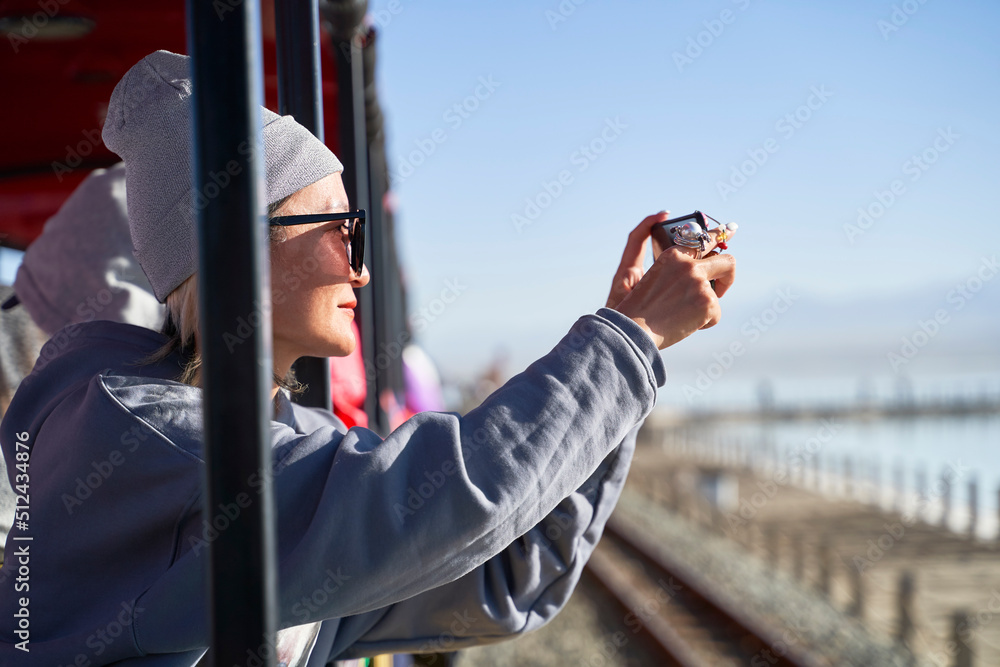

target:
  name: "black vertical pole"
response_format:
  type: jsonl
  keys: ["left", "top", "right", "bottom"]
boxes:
{"left": 332, "top": 18, "right": 386, "bottom": 433}
{"left": 275, "top": 0, "right": 332, "bottom": 410}
{"left": 187, "top": 1, "right": 277, "bottom": 665}
{"left": 275, "top": 0, "right": 322, "bottom": 133}
{"left": 363, "top": 27, "right": 406, "bottom": 421}
{"left": 351, "top": 30, "right": 384, "bottom": 434}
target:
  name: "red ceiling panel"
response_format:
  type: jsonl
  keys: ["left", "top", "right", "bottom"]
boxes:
{"left": 0, "top": 0, "right": 341, "bottom": 249}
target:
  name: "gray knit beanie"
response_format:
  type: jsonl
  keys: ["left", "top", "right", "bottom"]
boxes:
{"left": 101, "top": 50, "right": 344, "bottom": 302}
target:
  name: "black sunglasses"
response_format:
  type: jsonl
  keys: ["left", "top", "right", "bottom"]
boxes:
{"left": 269, "top": 209, "right": 366, "bottom": 276}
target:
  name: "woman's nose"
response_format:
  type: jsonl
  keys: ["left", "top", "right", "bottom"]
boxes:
{"left": 352, "top": 263, "right": 370, "bottom": 287}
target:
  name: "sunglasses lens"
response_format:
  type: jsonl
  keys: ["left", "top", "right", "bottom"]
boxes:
{"left": 352, "top": 218, "right": 365, "bottom": 275}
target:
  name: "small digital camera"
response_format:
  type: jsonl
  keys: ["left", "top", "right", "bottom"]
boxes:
{"left": 650, "top": 211, "right": 716, "bottom": 257}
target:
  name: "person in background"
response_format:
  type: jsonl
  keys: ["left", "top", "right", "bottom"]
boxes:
{"left": 328, "top": 319, "right": 369, "bottom": 428}
{"left": 402, "top": 343, "right": 445, "bottom": 416}
{"left": 0, "top": 163, "right": 164, "bottom": 546}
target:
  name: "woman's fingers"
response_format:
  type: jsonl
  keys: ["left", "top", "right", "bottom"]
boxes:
{"left": 692, "top": 253, "right": 736, "bottom": 329}
{"left": 616, "top": 211, "right": 669, "bottom": 273}
{"left": 701, "top": 251, "right": 737, "bottom": 298}
{"left": 606, "top": 211, "right": 670, "bottom": 308}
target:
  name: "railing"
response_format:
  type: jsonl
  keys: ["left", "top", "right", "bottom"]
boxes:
{"left": 187, "top": 0, "right": 277, "bottom": 664}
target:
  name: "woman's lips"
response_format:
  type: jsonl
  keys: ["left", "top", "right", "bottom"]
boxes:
{"left": 339, "top": 301, "right": 357, "bottom": 310}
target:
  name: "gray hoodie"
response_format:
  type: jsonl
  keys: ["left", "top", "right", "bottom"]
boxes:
{"left": 0, "top": 308, "right": 664, "bottom": 665}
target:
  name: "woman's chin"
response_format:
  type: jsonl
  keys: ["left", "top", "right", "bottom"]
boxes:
{"left": 314, "top": 333, "right": 356, "bottom": 358}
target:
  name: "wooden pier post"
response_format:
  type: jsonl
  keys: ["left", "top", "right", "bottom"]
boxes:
{"left": 669, "top": 469, "right": 681, "bottom": 514}
{"left": 793, "top": 533, "right": 804, "bottom": 581}
{"left": 844, "top": 456, "right": 854, "bottom": 499}
{"left": 894, "top": 461, "right": 905, "bottom": 515}
{"left": 895, "top": 570, "right": 914, "bottom": 650}
{"left": 765, "top": 527, "right": 780, "bottom": 570}
{"left": 817, "top": 536, "right": 832, "bottom": 597}
{"left": 915, "top": 466, "right": 927, "bottom": 523}
{"left": 823, "top": 452, "right": 832, "bottom": 494}
{"left": 812, "top": 452, "right": 821, "bottom": 492}
{"left": 940, "top": 469, "right": 952, "bottom": 531}
{"left": 967, "top": 477, "right": 978, "bottom": 539}
{"left": 752, "top": 523, "right": 766, "bottom": 559}
{"left": 872, "top": 459, "right": 882, "bottom": 508}
{"left": 950, "top": 610, "right": 973, "bottom": 667}
{"left": 849, "top": 561, "right": 865, "bottom": 619}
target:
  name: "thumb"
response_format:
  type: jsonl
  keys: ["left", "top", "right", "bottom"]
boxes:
{"left": 606, "top": 266, "right": 644, "bottom": 308}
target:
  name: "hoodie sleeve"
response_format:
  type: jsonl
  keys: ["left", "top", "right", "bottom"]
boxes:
{"left": 132, "top": 309, "right": 664, "bottom": 654}
{"left": 325, "top": 424, "right": 637, "bottom": 660}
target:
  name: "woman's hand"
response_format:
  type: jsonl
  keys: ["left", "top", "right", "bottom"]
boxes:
{"left": 605, "top": 211, "right": 670, "bottom": 310}
{"left": 606, "top": 212, "right": 736, "bottom": 350}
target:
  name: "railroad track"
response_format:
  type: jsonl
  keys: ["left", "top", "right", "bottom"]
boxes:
{"left": 585, "top": 516, "right": 828, "bottom": 667}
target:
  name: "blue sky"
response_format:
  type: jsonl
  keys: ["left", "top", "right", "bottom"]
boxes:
{"left": 369, "top": 0, "right": 1000, "bottom": 404}
{"left": 3, "top": 1, "right": 994, "bottom": 407}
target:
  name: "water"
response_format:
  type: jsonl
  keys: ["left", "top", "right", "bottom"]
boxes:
{"left": 658, "top": 371, "right": 1000, "bottom": 414}
{"left": 655, "top": 399, "right": 1000, "bottom": 539}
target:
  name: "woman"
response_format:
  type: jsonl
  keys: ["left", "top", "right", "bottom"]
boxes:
{"left": 0, "top": 51, "right": 735, "bottom": 666}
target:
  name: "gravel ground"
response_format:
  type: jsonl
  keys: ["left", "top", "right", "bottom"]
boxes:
{"left": 450, "top": 486, "right": 928, "bottom": 666}
{"left": 446, "top": 483, "right": 932, "bottom": 666}
{"left": 452, "top": 574, "right": 660, "bottom": 667}
{"left": 611, "top": 488, "right": 926, "bottom": 667}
